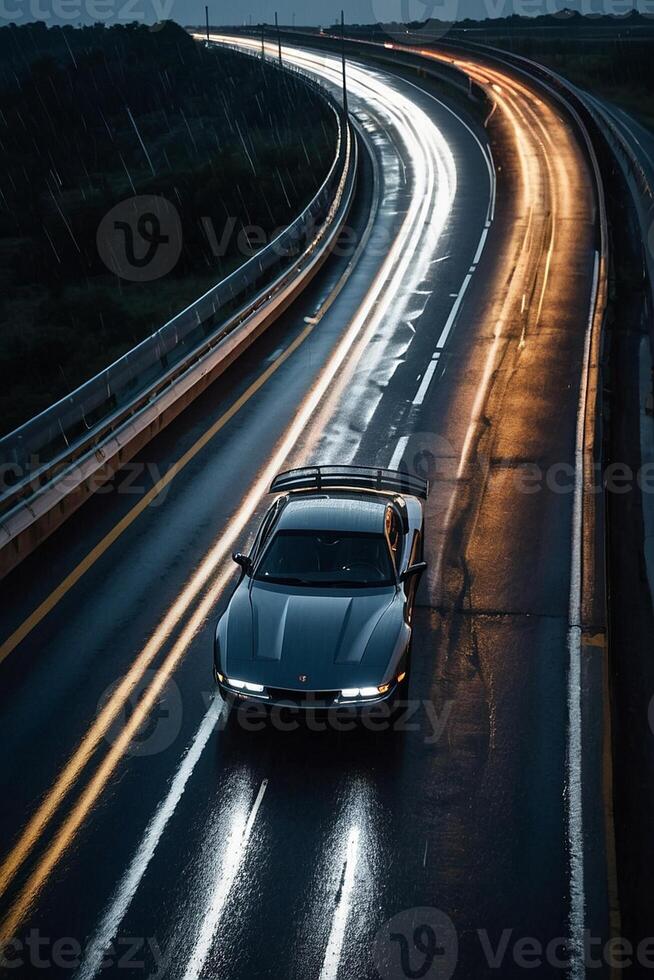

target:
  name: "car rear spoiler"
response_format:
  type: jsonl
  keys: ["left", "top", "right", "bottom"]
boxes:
{"left": 269, "top": 466, "right": 429, "bottom": 499}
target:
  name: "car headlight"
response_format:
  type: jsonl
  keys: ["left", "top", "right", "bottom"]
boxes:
{"left": 341, "top": 683, "right": 391, "bottom": 699}
{"left": 226, "top": 677, "right": 265, "bottom": 693}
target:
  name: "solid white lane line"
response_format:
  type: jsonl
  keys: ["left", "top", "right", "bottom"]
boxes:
{"left": 566, "top": 248, "right": 599, "bottom": 980}
{"left": 436, "top": 272, "right": 473, "bottom": 351}
{"left": 182, "top": 779, "right": 269, "bottom": 980}
{"left": 389, "top": 436, "right": 409, "bottom": 470}
{"left": 473, "top": 227, "right": 489, "bottom": 265}
{"left": 487, "top": 149, "right": 497, "bottom": 221}
{"left": 318, "top": 826, "right": 361, "bottom": 980}
{"left": 412, "top": 359, "right": 440, "bottom": 407}
{"left": 75, "top": 699, "right": 227, "bottom": 980}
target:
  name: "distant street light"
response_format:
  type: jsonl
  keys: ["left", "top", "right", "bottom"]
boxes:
{"left": 275, "top": 11, "right": 282, "bottom": 65}
{"left": 205, "top": 4, "right": 209, "bottom": 42}
{"left": 341, "top": 10, "right": 348, "bottom": 119}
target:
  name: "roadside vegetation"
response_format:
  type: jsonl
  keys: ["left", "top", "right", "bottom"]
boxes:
{"left": 0, "top": 21, "right": 337, "bottom": 435}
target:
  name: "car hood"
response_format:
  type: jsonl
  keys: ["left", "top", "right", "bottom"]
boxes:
{"left": 220, "top": 580, "right": 403, "bottom": 689}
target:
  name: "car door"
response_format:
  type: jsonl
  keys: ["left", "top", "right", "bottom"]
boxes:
{"left": 403, "top": 529, "right": 423, "bottom": 623}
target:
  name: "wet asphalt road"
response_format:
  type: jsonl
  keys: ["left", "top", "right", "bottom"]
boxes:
{"left": 0, "top": 42, "right": 608, "bottom": 980}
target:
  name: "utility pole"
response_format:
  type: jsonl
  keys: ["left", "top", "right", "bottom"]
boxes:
{"left": 205, "top": 4, "right": 209, "bottom": 41}
{"left": 261, "top": 22, "right": 265, "bottom": 60}
{"left": 275, "top": 11, "right": 282, "bottom": 65}
{"left": 341, "top": 10, "right": 348, "bottom": 118}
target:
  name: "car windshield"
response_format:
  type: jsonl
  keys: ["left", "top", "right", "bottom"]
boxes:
{"left": 254, "top": 530, "right": 395, "bottom": 587}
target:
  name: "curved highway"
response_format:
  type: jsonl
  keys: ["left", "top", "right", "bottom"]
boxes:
{"left": 0, "top": 37, "right": 607, "bottom": 980}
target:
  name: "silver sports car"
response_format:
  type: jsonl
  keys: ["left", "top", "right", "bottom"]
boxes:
{"left": 213, "top": 466, "right": 428, "bottom": 712}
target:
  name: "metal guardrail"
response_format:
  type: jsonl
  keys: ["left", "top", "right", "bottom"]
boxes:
{"left": 599, "top": 109, "right": 653, "bottom": 204}
{"left": 0, "top": 50, "right": 351, "bottom": 516}
{"left": 578, "top": 89, "right": 654, "bottom": 315}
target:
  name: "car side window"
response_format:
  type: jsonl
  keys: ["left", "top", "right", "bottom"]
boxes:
{"left": 385, "top": 506, "right": 402, "bottom": 572}
{"left": 252, "top": 500, "right": 282, "bottom": 559}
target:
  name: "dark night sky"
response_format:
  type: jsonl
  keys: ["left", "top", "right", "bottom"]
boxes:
{"left": 7, "top": 0, "right": 651, "bottom": 32}
{"left": 193, "top": 0, "right": 650, "bottom": 24}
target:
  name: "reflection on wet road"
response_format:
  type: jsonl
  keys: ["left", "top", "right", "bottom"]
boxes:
{"left": 0, "top": 34, "right": 606, "bottom": 980}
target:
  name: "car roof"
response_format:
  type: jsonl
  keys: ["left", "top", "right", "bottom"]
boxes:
{"left": 276, "top": 492, "right": 388, "bottom": 535}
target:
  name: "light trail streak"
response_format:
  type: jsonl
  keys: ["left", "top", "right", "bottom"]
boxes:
{"left": 0, "top": 41, "right": 462, "bottom": 946}
{"left": 247, "top": 39, "right": 464, "bottom": 462}
{"left": 406, "top": 43, "right": 594, "bottom": 980}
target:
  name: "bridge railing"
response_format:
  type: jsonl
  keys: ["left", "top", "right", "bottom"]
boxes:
{"left": 0, "top": 52, "right": 352, "bottom": 518}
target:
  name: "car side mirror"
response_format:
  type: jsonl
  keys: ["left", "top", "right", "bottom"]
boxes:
{"left": 400, "top": 561, "right": 427, "bottom": 583}
{"left": 232, "top": 552, "right": 252, "bottom": 573}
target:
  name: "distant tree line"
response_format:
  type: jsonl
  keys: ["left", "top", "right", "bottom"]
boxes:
{"left": 451, "top": 20, "right": 654, "bottom": 131}
{"left": 0, "top": 21, "right": 336, "bottom": 435}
